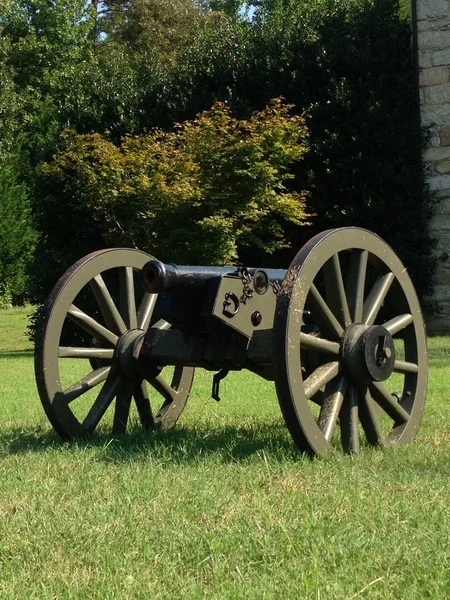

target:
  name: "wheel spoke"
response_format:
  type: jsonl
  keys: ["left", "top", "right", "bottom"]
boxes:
{"left": 82, "top": 373, "right": 123, "bottom": 433}
{"left": 369, "top": 381, "right": 410, "bottom": 424}
{"left": 383, "top": 313, "right": 413, "bottom": 336}
{"left": 317, "top": 376, "right": 347, "bottom": 441}
{"left": 323, "top": 253, "right": 351, "bottom": 327}
{"left": 359, "top": 388, "right": 384, "bottom": 446}
{"left": 137, "top": 292, "right": 157, "bottom": 330}
{"left": 303, "top": 361, "right": 340, "bottom": 399}
{"left": 148, "top": 374, "right": 177, "bottom": 403}
{"left": 393, "top": 360, "right": 419, "bottom": 374}
{"left": 112, "top": 380, "right": 134, "bottom": 434}
{"left": 134, "top": 381, "right": 155, "bottom": 429}
{"left": 345, "top": 250, "right": 368, "bottom": 323}
{"left": 89, "top": 274, "right": 127, "bottom": 335}
{"left": 340, "top": 385, "right": 360, "bottom": 454}
{"left": 171, "top": 365, "right": 194, "bottom": 393}
{"left": 120, "top": 267, "right": 137, "bottom": 329}
{"left": 299, "top": 332, "right": 340, "bottom": 355}
{"left": 307, "top": 284, "right": 344, "bottom": 341}
{"left": 59, "top": 347, "right": 115, "bottom": 359}
{"left": 362, "top": 272, "right": 395, "bottom": 326}
{"left": 68, "top": 304, "right": 118, "bottom": 346}
{"left": 152, "top": 319, "right": 171, "bottom": 331}
{"left": 62, "top": 366, "right": 111, "bottom": 404}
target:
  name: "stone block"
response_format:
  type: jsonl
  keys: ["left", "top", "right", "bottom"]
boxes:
{"left": 417, "top": 0, "right": 450, "bottom": 20}
{"left": 418, "top": 51, "right": 434, "bottom": 68}
{"left": 421, "top": 105, "right": 450, "bottom": 128}
{"left": 428, "top": 213, "right": 450, "bottom": 230}
{"left": 424, "top": 83, "right": 450, "bottom": 104}
{"left": 433, "top": 187, "right": 450, "bottom": 198}
{"left": 418, "top": 17, "right": 450, "bottom": 31}
{"left": 441, "top": 198, "right": 450, "bottom": 214}
{"left": 440, "top": 125, "right": 450, "bottom": 145}
{"left": 418, "top": 29, "right": 450, "bottom": 51}
{"left": 436, "top": 159, "right": 450, "bottom": 173}
{"left": 420, "top": 66, "right": 450, "bottom": 87}
{"left": 433, "top": 47, "right": 450, "bottom": 66}
{"left": 427, "top": 174, "right": 450, "bottom": 191}
{"left": 423, "top": 145, "right": 450, "bottom": 162}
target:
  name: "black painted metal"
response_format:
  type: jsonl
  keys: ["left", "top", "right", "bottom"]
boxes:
{"left": 142, "top": 260, "right": 285, "bottom": 293}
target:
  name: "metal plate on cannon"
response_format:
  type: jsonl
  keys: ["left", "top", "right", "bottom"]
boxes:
{"left": 211, "top": 274, "right": 278, "bottom": 337}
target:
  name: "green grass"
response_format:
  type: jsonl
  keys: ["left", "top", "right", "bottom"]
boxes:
{"left": 0, "top": 305, "right": 34, "bottom": 353}
{"left": 1, "top": 308, "right": 450, "bottom": 598}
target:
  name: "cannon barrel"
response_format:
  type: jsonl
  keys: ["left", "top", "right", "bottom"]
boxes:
{"left": 142, "top": 259, "right": 286, "bottom": 293}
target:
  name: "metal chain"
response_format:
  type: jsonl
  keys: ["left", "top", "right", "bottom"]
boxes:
{"left": 271, "top": 280, "right": 281, "bottom": 296}
{"left": 237, "top": 267, "right": 253, "bottom": 304}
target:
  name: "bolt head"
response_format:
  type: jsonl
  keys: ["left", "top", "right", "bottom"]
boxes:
{"left": 251, "top": 311, "right": 262, "bottom": 327}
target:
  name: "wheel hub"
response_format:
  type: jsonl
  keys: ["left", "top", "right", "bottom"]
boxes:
{"left": 341, "top": 323, "right": 395, "bottom": 385}
{"left": 115, "top": 329, "right": 163, "bottom": 381}
{"left": 115, "top": 329, "right": 146, "bottom": 379}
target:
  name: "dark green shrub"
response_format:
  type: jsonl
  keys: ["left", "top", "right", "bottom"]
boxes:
{"left": 0, "top": 158, "right": 36, "bottom": 304}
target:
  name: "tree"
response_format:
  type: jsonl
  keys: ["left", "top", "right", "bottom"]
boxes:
{"left": 0, "top": 159, "right": 36, "bottom": 305}
{"left": 0, "top": 31, "right": 21, "bottom": 162}
{"left": 1, "top": 0, "right": 96, "bottom": 172}
{"left": 95, "top": 0, "right": 206, "bottom": 64}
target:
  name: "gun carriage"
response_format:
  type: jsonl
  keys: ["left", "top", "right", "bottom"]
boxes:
{"left": 34, "top": 227, "right": 427, "bottom": 456}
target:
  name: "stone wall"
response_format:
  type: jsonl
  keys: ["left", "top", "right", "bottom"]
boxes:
{"left": 417, "top": 0, "right": 450, "bottom": 333}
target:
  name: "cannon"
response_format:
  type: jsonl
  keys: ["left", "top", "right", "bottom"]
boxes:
{"left": 34, "top": 227, "right": 427, "bottom": 455}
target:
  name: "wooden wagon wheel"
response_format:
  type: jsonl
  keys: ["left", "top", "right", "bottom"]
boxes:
{"left": 35, "top": 248, "right": 194, "bottom": 440}
{"left": 273, "top": 228, "right": 428, "bottom": 456}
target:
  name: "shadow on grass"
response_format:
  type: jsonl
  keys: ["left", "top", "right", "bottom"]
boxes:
{"left": 0, "top": 351, "right": 33, "bottom": 359}
{"left": 0, "top": 425, "right": 62, "bottom": 454}
{"left": 3, "top": 424, "right": 449, "bottom": 474}
{"left": 2, "top": 421, "right": 303, "bottom": 464}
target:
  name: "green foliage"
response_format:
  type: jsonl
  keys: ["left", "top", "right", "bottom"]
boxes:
{"left": 97, "top": 0, "right": 205, "bottom": 64}
{"left": 41, "top": 100, "right": 309, "bottom": 267}
{"left": 0, "top": 32, "right": 21, "bottom": 161}
{"left": 2, "top": 0, "right": 94, "bottom": 91}
{"left": 399, "top": 0, "right": 411, "bottom": 20}
{"left": 164, "top": 0, "right": 432, "bottom": 294}
{"left": 1, "top": 0, "right": 96, "bottom": 176}
{"left": 1, "top": 0, "right": 432, "bottom": 309}
{"left": 0, "top": 283, "right": 13, "bottom": 310}
{"left": 0, "top": 159, "right": 36, "bottom": 302}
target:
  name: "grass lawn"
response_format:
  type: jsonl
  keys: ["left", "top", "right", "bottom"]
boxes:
{"left": 0, "top": 306, "right": 450, "bottom": 599}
